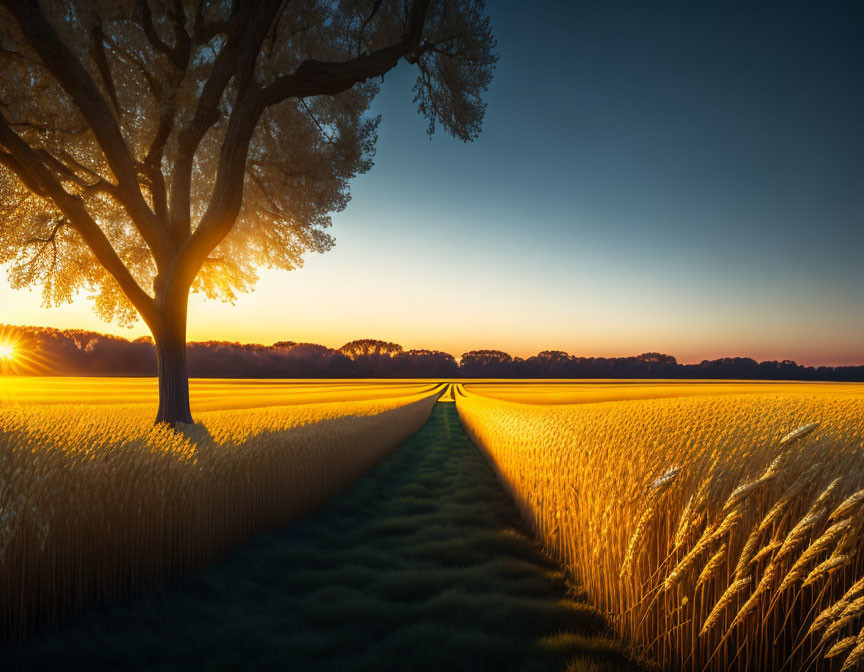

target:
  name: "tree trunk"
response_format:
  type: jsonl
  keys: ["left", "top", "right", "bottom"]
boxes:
{"left": 154, "top": 316, "right": 193, "bottom": 426}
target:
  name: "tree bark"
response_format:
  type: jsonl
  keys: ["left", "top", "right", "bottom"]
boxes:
{"left": 154, "top": 312, "right": 193, "bottom": 426}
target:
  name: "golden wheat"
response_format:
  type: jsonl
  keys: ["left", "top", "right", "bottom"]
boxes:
{"left": 0, "top": 384, "right": 440, "bottom": 639}
{"left": 456, "top": 384, "right": 864, "bottom": 671}
{"left": 0, "top": 376, "right": 439, "bottom": 409}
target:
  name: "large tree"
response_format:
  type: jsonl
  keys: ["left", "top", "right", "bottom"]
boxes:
{"left": 0, "top": 0, "right": 496, "bottom": 423}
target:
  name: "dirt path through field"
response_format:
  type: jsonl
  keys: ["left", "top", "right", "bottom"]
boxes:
{"left": 6, "top": 404, "right": 635, "bottom": 672}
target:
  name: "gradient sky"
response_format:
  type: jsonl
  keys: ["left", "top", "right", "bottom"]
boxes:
{"left": 2, "top": 0, "right": 863, "bottom": 365}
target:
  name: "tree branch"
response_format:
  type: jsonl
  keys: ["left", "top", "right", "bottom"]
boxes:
{"left": 192, "top": 0, "right": 233, "bottom": 45}
{"left": 166, "top": 3, "right": 285, "bottom": 303}
{"left": 89, "top": 23, "right": 122, "bottom": 116}
{"left": 168, "top": 3, "right": 252, "bottom": 240}
{"left": 357, "top": 0, "right": 385, "bottom": 52}
{"left": 0, "top": 110, "right": 159, "bottom": 328}
{"left": 103, "top": 35, "right": 163, "bottom": 98}
{"left": 168, "top": 0, "right": 432, "bottom": 306}
{"left": 138, "top": 0, "right": 189, "bottom": 70}
{"left": 168, "top": 1, "right": 277, "bottom": 243}
{"left": 0, "top": 148, "right": 46, "bottom": 197}
{"left": 0, "top": 45, "right": 40, "bottom": 66}
{"left": 21, "top": 217, "right": 65, "bottom": 275}
{"left": 0, "top": 0, "right": 172, "bottom": 265}
{"left": 55, "top": 149, "right": 110, "bottom": 182}
{"left": 142, "top": 117, "right": 172, "bottom": 222}
{"left": 168, "top": 0, "right": 191, "bottom": 65}
{"left": 23, "top": 217, "right": 64, "bottom": 246}
{"left": 99, "top": 33, "right": 172, "bottom": 223}
{"left": 36, "top": 148, "right": 120, "bottom": 198}
{"left": 260, "top": 0, "right": 431, "bottom": 106}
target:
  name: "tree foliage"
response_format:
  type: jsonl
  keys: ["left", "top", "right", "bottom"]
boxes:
{"left": 0, "top": 0, "right": 497, "bottom": 330}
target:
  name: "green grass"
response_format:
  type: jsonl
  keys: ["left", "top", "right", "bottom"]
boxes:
{"left": 3, "top": 405, "right": 638, "bottom": 671}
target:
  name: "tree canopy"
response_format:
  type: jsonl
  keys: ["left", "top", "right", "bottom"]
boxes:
{"left": 0, "top": 0, "right": 496, "bottom": 324}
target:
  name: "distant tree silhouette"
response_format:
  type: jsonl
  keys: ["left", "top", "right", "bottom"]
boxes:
{"left": 3, "top": 324, "right": 863, "bottom": 381}
{"left": 636, "top": 352, "right": 678, "bottom": 365}
{"left": 289, "top": 343, "right": 338, "bottom": 358}
{"left": 337, "top": 339, "right": 402, "bottom": 377}
{"left": 339, "top": 339, "right": 404, "bottom": 358}
{"left": 536, "top": 350, "right": 572, "bottom": 361}
{"left": 522, "top": 350, "right": 574, "bottom": 377}
{"left": 280, "top": 344, "right": 351, "bottom": 378}
{"left": 460, "top": 349, "right": 516, "bottom": 377}
{"left": 693, "top": 357, "right": 759, "bottom": 379}
{"left": 396, "top": 349, "right": 459, "bottom": 377}
{"left": 0, "top": 1, "right": 497, "bottom": 423}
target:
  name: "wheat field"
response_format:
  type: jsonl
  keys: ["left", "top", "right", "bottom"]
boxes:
{"left": 0, "top": 376, "right": 439, "bottom": 409}
{"left": 0, "top": 381, "right": 441, "bottom": 639}
{"left": 465, "top": 380, "right": 864, "bottom": 405}
{"left": 457, "top": 383, "right": 864, "bottom": 671}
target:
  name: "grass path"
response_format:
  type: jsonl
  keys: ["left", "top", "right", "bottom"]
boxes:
{"left": 6, "top": 405, "right": 637, "bottom": 672}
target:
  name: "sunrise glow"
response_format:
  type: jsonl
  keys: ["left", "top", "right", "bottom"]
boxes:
{"left": 0, "top": 328, "right": 45, "bottom": 376}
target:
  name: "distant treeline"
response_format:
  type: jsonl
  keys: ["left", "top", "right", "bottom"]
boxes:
{"left": 4, "top": 325, "right": 863, "bottom": 381}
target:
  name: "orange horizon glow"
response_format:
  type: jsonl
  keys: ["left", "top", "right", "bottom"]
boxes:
{"left": 0, "top": 302, "right": 864, "bottom": 366}
{"left": 2, "top": 259, "right": 863, "bottom": 369}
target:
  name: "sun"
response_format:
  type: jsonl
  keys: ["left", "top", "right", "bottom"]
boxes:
{"left": 0, "top": 331, "right": 47, "bottom": 375}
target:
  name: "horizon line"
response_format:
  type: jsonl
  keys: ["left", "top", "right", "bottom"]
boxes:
{"left": 4, "top": 322, "right": 863, "bottom": 370}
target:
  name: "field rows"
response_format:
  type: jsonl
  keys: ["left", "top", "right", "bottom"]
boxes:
{"left": 456, "top": 383, "right": 864, "bottom": 671}
{"left": 466, "top": 381, "right": 864, "bottom": 405}
{"left": 0, "top": 382, "right": 441, "bottom": 639}
{"left": 3, "top": 404, "right": 636, "bottom": 672}
{"left": 0, "top": 377, "right": 440, "bottom": 410}
{"left": 3, "top": 376, "right": 864, "bottom": 672}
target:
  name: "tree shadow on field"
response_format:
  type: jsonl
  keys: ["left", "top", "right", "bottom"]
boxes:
{"left": 4, "top": 405, "right": 640, "bottom": 672}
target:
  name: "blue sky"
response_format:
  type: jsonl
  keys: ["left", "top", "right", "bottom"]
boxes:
{"left": 4, "top": 0, "right": 863, "bottom": 364}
